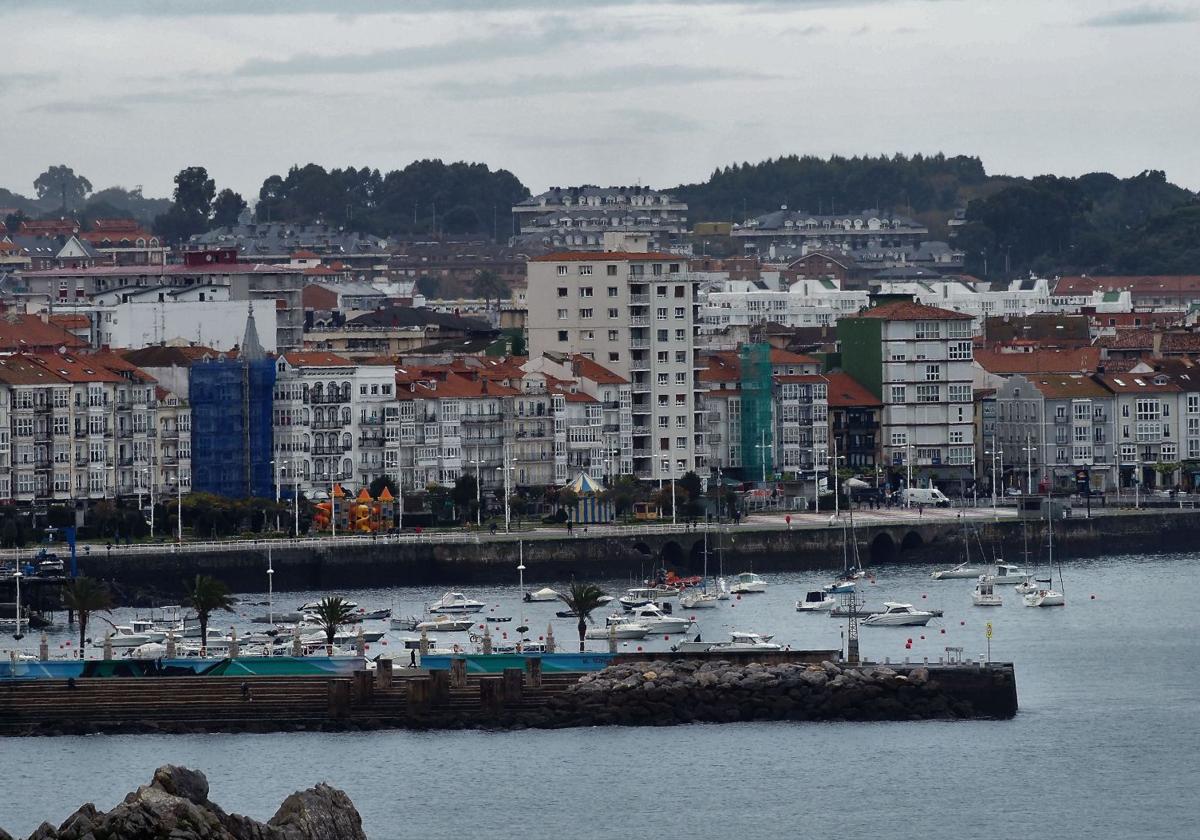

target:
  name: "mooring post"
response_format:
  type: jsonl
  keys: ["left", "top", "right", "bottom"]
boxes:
{"left": 429, "top": 668, "right": 450, "bottom": 706}
{"left": 502, "top": 667, "right": 523, "bottom": 703}
{"left": 526, "top": 657, "right": 543, "bottom": 689}
{"left": 376, "top": 656, "right": 393, "bottom": 689}
{"left": 407, "top": 676, "right": 431, "bottom": 712}
{"left": 327, "top": 679, "right": 351, "bottom": 720}
{"left": 479, "top": 676, "right": 503, "bottom": 715}
{"left": 450, "top": 657, "right": 467, "bottom": 688}
{"left": 38, "top": 633, "right": 48, "bottom": 661}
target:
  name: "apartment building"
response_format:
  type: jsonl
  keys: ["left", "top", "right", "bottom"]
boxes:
{"left": 512, "top": 186, "right": 689, "bottom": 253}
{"left": 527, "top": 247, "right": 702, "bottom": 480}
{"left": 701, "top": 279, "right": 868, "bottom": 332}
{"left": 826, "top": 371, "right": 882, "bottom": 476}
{"left": 839, "top": 300, "right": 976, "bottom": 488}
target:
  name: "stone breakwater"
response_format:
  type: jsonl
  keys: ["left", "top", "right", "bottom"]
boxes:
{"left": 532, "top": 659, "right": 1017, "bottom": 726}
{"left": 0, "top": 765, "right": 365, "bottom": 840}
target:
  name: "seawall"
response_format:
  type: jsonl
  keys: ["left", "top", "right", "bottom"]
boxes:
{"left": 47, "top": 509, "right": 1200, "bottom": 597}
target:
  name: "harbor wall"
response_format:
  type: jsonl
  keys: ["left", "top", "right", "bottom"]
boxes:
{"left": 51, "top": 509, "right": 1200, "bottom": 597}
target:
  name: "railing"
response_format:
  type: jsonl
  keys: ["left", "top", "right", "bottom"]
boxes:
{"left": 629, "top": 294, "right": 649, "bottom": 305}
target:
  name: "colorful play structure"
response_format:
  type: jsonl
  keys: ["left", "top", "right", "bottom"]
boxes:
{"left": 312, "top": 484, "right": 397, "bottom": 533}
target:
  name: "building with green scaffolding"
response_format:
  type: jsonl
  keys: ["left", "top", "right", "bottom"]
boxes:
{"left": 739, "top": 343, "right": 774, "bottom": 483}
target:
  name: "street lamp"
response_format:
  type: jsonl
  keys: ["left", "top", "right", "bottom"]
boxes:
{"left": 986, "top": 447, "right": 999, "bottom": 521}
{"left": 272, "top": 458, "right": 281, "bottom": 532}
{"left": 145, "top": 468, "right": 154, "bottom": 538}
{"left": 756, "top": 427, "right": 772, "bottom": 486}
{"left": 1022, "top": 435, "right": 1035, "bottom": 494}
{"left": 469, "top": 446, "right": 483, "bottom": 528}
{"left": 497, "top": 449, "right": 516, "bottom": 532}
{"left": 829, "top": 451, "right": 846, "bottom": 519}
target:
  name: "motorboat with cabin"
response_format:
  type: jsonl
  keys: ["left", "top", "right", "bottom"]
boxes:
{"left": 932, "top": 561, "right": 981, "bottom": 580}
{"left": 524, "top": 587, "right": 559, "bottom": 602}
{"left": 796, "top": 590, "right": 837, "bottom": 612}
{"left": 673, "top": 631, "right": 782, "bottom": 653}
{"left": 428, "top": 592, "right": 486, "bottom": 614}
{"left": 415, "top": 615, "right": 476, "bottom": 632}
{"left": 616, "top": 603, "right": 693, "bottom": 634}
{"left": 586, "top": 618, "right": 651, "bottom": 640}
{"left": 729, "top": 572, "right": 767, "bottom": 594}
{"left": 972, "top": 575, "right": 1002, "bottom": 607}
{"left": 618, "top": 586, "right": 676, "bottom": 610}
{"left": 989, "top": 563, "right": 1031, "bottom": 586}
{"left": 861, "top": 602, "right": 935, "bottom": 627}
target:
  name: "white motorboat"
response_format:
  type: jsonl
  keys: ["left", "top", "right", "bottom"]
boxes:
{"left": 796, "top": 590, "right": 837, "bottom": 612}
{"left": 299, "top": 599, "right": 359, "bottom": 612}
{"left": 301, "top": 628, "right": 386, "bottom": 647}
{"left": 428, "top": 592, "right": 486, "bottom": 614}
{"left": 991, "top": 563, "right": 1031, "bottom": 586}
{"left": 932, "top": 561, "right": 981, "bottom": 580}
{"left": 597, "top": 594, "right": 614, "bottom": 606}
{"left": 715, "top": 578, "right": 730, "bottom": 600}
{"left": 586, "top": 619, "right": 650, "bottom": 640}
{"left": 104, "top": 624, "right": 162, "bottom": 648}
{"left": 972, "top": 575, "right": 1002, "bottom": 607}
{"left": 674, "top": 631, "right": 781, "bottom": 653}
{"left": 1023, "top": 586, "right": 1065, "bottom": 607}
{"left": 824, "top": 579, "right": 857, "bottom": 595}
{"left": 128, "top": 642, "right": 168, "bottom": 659}
{"left": 524, "top": 587, "right": 559, "bottom": 602}
{"left": 1014, "top": 579, "right": 1038, "bottom": 595}
{"left": 861, "top": 602, "right": 934, "bottom": 627}
{"left": 679, "top": 588, "right": 719, "bottom": 609}
{"left": 390, "top": 615, "right": 422, "bottom": 631}
{"left": 415, "top": 615, "right": 476, "bottom": 632}
{"left": 618, "top": 586, "right": 676, "bottom": 610}
{"left": 617, "top": 603, "right": 693, "bottom": 634}
{"left": 729, "top": 572, "right": 767, "bottom": 594}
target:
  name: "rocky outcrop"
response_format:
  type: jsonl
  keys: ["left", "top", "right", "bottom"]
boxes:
{"left": 4, "top": 765, "right": 365, "bottom": 840}
{"left": 534, "top": 659, "right": 1010, "bottom": 726}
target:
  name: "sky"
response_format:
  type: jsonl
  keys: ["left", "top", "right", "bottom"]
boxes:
{"left": 1, "top": 0, "right": 1198, "bottom": 202}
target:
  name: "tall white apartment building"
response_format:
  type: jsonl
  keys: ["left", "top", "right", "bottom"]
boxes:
{"left": 839, "top": 300, "right": 976, "bottom": 486}
{"left": 527, "top": 247, "right": 702, "bottom": 480}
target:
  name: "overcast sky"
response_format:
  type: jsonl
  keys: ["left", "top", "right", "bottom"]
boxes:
{"left": 2, "top": 0, "right": 1198, "bottom": 202}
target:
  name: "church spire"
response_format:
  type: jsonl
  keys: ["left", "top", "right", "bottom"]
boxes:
{"left": 241, "top": 302, "right": 265, "bottom": 361}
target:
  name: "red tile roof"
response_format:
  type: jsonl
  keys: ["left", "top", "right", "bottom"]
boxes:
{"left": 530, "top": 251, "right": 681, "bottom": 262}
{"left": 0, "top": 314, "right": 88, "bottom": 351}
{"left": 769, "top": 348, "right": 820, "bottom": 366}
{"left": 1095, "top": 372, "right": 1184, "bottom": 393}
{"left": 1058, "top": 275, "right": 1200, "bottom": 295}
{"left": 49, "top": 313, "right": 90, "bottom": 330}
{"left": 1021, "top": 374, "right": 1111, "bottom": 400}
{"left": 570, "top": 354, "right": 628, "bottom": 385}
{"left": 283, "top": 351, "right": 354, "bottom": 367}
{"left": 854, "top": 300, "right": 972, "bottom": 321}
{"left": 824, "top": 371, "right": 882, "bottom": 407}
{"left": 974, "top": 347, "right": 1100, "bottom": 375}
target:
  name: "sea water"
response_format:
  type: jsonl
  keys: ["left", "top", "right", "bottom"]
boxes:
{"left": 1, "top": 552, "right": 1197, "bottom": 839}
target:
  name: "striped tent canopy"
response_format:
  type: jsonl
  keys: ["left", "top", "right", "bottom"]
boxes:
{"left": 565, "top": 472, "right": 606, "bottom": 495}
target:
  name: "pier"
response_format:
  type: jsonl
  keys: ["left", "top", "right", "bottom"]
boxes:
{"left": 0, "top": 652, "right": 1017, "bottom": 736}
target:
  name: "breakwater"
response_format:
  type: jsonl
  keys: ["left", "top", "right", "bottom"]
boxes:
{"left": 0, "top": 765, "right": 364, "bottom": 840}
{"left": 0, "top": 653, "right": 1016, "bottom": 736}
{"left": 41, "top": 508, "right": 1200, "bottom": 597}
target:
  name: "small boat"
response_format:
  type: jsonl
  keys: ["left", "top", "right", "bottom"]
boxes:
{"left": 555, "top": 610, "right": 578, "bottom": 618}
{"left": 486, "top": 615, "right": 513, "bottom": 623}
{"left": 972, "top": 575, "right": 1002, "bottom": 607}
{"left": 679, "top": 588, "right": 719, "bottom": 609}
{"left": 674, "top": 631, "right": 781, "bottom": 653}
{"left": 104, "top": 623, "right": 163, "bottom": 648}
{"left": 586, "top": 620, "right": 650, "bottom": 640}
{"left": 251, "top": 611, "right": 305, "bottom": 624}
{"left": 990, "top": 563, "right": 1031, "bottom": 586}
{"left": 428, "top": 592, "right": 486, "bottom": 614}
{"left": 618, "top": 586, "right": 676, "bottom": 610}
{"left": 824, "top": 579, "right": 857, "bottom": 595}
{"left": 37, "top": 558, "right": 65, "bottom": 575}
{"left": 617, "top": 603, "right": 693, "bottom": 634}
{"left": 524, "top": 587, "right": 560, "bottom": 602}
{"left": 1023, "top": 586, "right": 1065, "bottom": 607}
{"left": 415, "top": 615, "right": 475, "bottom": 632}
{"left": 301, "top": 628, "right": 386, "bottom": 646}
{"left": 729, "top": 572, "right": 767, "bottom": 594}
{"left": 796, "top": 590, "right": 836, "bottom": 612}
{"left": 861, "top": 602, "right": 935, "bottom": 627}
{"left": 359, "top": 608, "right": 391, "bottom": 621}
{"left": 932, "top": 561, "right": 980, "bottom": 580}
{"left": 597, "top": 595, "right": 615, "bottom": 606}
{"left": 390, "top": 615, "right": 421, "bottom": 631}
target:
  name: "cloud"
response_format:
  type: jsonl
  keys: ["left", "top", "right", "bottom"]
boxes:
{"left": 1083, "top": 4, "right": 1199, "bottom": 26}
{"left": 235, "top": 17, "right": 645, "bottom": 77}
{"left": 28, "top": 84, "right": 298, "bottom": 115}
{"left": 436, "top": 64, "right": 781, "bottom": 100}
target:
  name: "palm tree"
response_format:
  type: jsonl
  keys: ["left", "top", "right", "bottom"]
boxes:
{"left": 182, "top": 574, "right": 235, "bottom": 650}
{"left": 62, "top": 577, "right": 113, "bottom": 654}
{"left": 311, "top": 596, "right": 358, "bottom": 650}
{"left": 558, "top": 582, "right": 609, "bottom": 653}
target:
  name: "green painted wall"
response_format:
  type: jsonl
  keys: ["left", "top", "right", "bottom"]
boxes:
{"left": 837, "top": 318, "right": 883, "bottom": 399}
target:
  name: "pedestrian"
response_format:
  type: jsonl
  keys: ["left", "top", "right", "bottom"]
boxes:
{"left": 566, "top": 520, "right": 573, "bottom": 536}
{"left": 409, "top": 649, "right": 417, "bottom": 667}
{"left": 917, "top": 503, "right": 924, "bottom": 518}
{"left": 240, "top": 681, "right": 251, "bottom": 701}
{"left": 489, "top": 521, "right": 497, "bottom": 536}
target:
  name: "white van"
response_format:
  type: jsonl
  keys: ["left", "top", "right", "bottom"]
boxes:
{"left": 901, "top": 487, "right": 951, "bottom": 508}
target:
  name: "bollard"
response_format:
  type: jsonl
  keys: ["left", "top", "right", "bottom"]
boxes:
{"left": 502, "top": 667, "right": 523, "bottom": 703}
{"left": 482, "top": 624, "right": 493, "bottom": 655}
{"left": 327, "top": 679, "right": 352, "bottom": 720}
{"left": 376, "top": 657, "right": 393, "bottom": 689}
{"left": 450, "top": 657, "right": 467, "bottom": 689}
{"left": 545, "top": 624, "right": 556, "bottom": 654}
{"left": 608, "top": 623, "right": 617, "bottom": 654}
{"left": 923, "top": 656, "right": 928, "bottom": 666}
{"left": 407, "top": 676, "right": 432, "bottom": 712}
{"left": 165, "top": 633, "right": 177, "bottom": 659}
{"left": 292, "top": 627, "right": 303, "bottom": 657}
{"left": 39, "top": 633, "right": 49, "bottom": 662}
{"left": 429, "top": 668, "right": 450, "bottom": 706}
{"left": 526, "top": 657, "right": 543, "bottom": 689}
{"left": 103, "top": 633, "right": 113, "bottom": 661}
{"left": 419, "top": 628, "right": 429, "bottom": 656}
{"left": 353, "top": 669, "right": 374, "bottom": 703}
{"left": 228, "top": 629, "right": 239, "bottom": 659}
{"left": 478, "top": 676, "right": 503, "bottom": 715}
{"left": 356, "top": 626, "right": 366, "bottom": 658}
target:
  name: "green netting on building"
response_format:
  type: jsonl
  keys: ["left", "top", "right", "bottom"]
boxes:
{"left": 739, "top": 343, "right": 773, "bottom": 482}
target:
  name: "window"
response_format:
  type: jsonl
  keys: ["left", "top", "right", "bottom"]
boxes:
{"left": 675, "top": 329, "right": 685, "bottom": 341}
{"left": 658, "top": 416, "right": 669, "bottom": 429}
{"left": 557, "top": 308, "right": 568, "bottom": 320}
{"left": 582, "top": 330, "right": 594, "bottom": 341}
{"left": 675, "top": 393, "right": 686, "bottom": 405}
{"left": 653, "top": 264, "right": 663, "bottom": 276}
{"left": 675, "top": 415, "right": 687, "bottom": 428}
{"left": 675, "top": 372, "right": 687, "bottom": 385}
{"left": 916, "top": 385, "right": 940, "bottom": 403}
{"left": 890, "top": 385, "right": 906, "bottom": 404}
{"left": 890, "top": 352, "right": 907, "bottom": 362}
{"left": 676, "top": 436, "right": 687, "bottom": 449}
{"left": 949, "top": 384, "right": 971, "bottom": 403}
{"left": 950, "top": 430, "right": 964, "bottom": 444}
{"left": 1136, "top": 399, "right": 1160, "bottom": 421}
{"left": 657, "top": 329, "right": 668, "bottom": 342}
{"left": 580, "top": 285, "right": 593, "bottom": 295}
{"left": 606, "top": 265, "right": 618, "bottom": 276}
{"left": 914, "top": 321, "right": 940, "bottom": 339}
{"left": 557, "top": 287, "right": 568, "bottom": 297}
{"left": 657, "top": 351, "right": 669, "bottom": 363}
{"left": 607, "top": 307, "right": 619, "bottom": 318}
{"left": 579, "top": 267, "right": 593, "bottom": 276}
{"left": 656, "top": 285, "right": 667, "bottom": 297}
{"left": 607, "top": 286, "right": 618, "bottom": 297}
{"left": 924, "top": 364, "right": 942, "bottom": 381}
{"left": 674, "top": 306, "right": 685, "bottom": 319}
{"left": 670, "top": 264, "right": 681, "bottom": 275}
{"left": 557, "top": 266, "right": 568, "bottom": 276}
{"left": 579, "top": 308, "right": 593, "bottom": 319}
{"left": 657, "top": 373, "right": 669, "bottom": 385}
{"left": 947, "top": 320, "right": 972, "bottom": 338}
{"left": 1188, "top": 394, "right": 1199, "bottom": 414}
{"left": 675, "top": 351, "right": 687, "bottom": 363}
{"left": 557, "top": 330, "right": 569, "bottom": 342}
{"left": 608, "top": 329, "right": 619, "bottom": 341}
{"left": 608, "top": 352, "right": 619, "bottom": 362}
{"left": 1073, "top": 402, "right": 1090, "bottom": 420}
{"left": 891, "top": 431, "right": 907, "bottom": 447}
{"left": 949, "top": 341, "right": 972, "bottom": 361}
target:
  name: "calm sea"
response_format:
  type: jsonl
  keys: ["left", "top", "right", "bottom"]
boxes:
{"left": 2, "top": 552, "right": 1196, "bottom": 839}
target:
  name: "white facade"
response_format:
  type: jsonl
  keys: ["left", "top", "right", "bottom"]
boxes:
{"left": 701, "top": 279, "right": 868, "bottom": 332}
{"left": 80, "top": 299, "right": 279, "bottom": 352}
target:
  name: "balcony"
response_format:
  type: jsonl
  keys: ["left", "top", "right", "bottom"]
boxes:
{"left": 631, "top": 380, "right": 651, "bottom": 394}
{"left": 312, "top": 419, "right": 346, "bottom": 430}
{"left": 629, "top": 339, "right": 649, "bottom": 350}
{"left": 461, "top": 413, "right": 503, "bottom": 423}
{"left": 629, "top": 358, "right": 649, "bottom": 373}
{"left": 630, "top": 316, "right": 649, "bottom": 327}
{"left": 358, "top": 436, "right": 386, "bottom": 447}
{"left": 629, "top": 294, "right": 649, "bottom": 305}
{"left": 313, "top": 444, "right": 348, "bottom": 455}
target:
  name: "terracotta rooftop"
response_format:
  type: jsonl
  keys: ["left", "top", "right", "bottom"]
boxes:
{"left": 1095, "top": 372, "right": 1184, "bottom": 393}
{"left": 974, "top": 347, "right": 1100, "bottom": 375}
{"left": 283, "top": 351, "right": 354, "bottom": 367}
{"left": 824, "top": 371, "right": 882, "bottom": 407}
{"left": 120, "top": 345, "right": 220, "bottom": 367}
{"left": 1057, "top": 275, "right": 1200, "bottom": 295}
{"left": 0, "top": 314, "right": 88, "bottom": 351}
{"left": 854, "top": 300, "right": 972, "bottom": 321}
{"left": 570, "top": 354, "right": 628, "bottom": 385}
{"left": 1021, "top": 374, "right": 1111, "bottom": 400}
{"left": 0, "top": 355, "right": 67, "bottom": 386}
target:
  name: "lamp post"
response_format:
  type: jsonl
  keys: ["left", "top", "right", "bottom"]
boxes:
{"left": 135, "top": 471, "right": 144, "bottom": 533}
{"left": 272, "top": 458, "right": 281, "bottom": 532}
{"left": 293, "top": 462, "right": 300, "bottom": 537}
{"left": 471, "top": 446, "right": 483, "bottom": 528}
{"left": 1023, "top": 435, "right": 1035, "bottom": 494}
{"left": 147, "top": 468, "right": 155, "bottom": 538}
{"left": 987, "top": 447, "right": 999, "bottom": 521}
{"left": 396, "top": 468, "right": 403, "bottom": 533}
{"left": 830, "top": 451, "right": 845, "bottom": 519}
{"left": 905, "top": 443, "right": 913, "bottom": 507}
{"left": 670, "top": 466, "right": 677, "bottom": 526}
{"left": 175, "top": 476, "right": 183, "bottom": 543}
{"left": 267, "top": 551, "right": 274, "bottom": 625}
